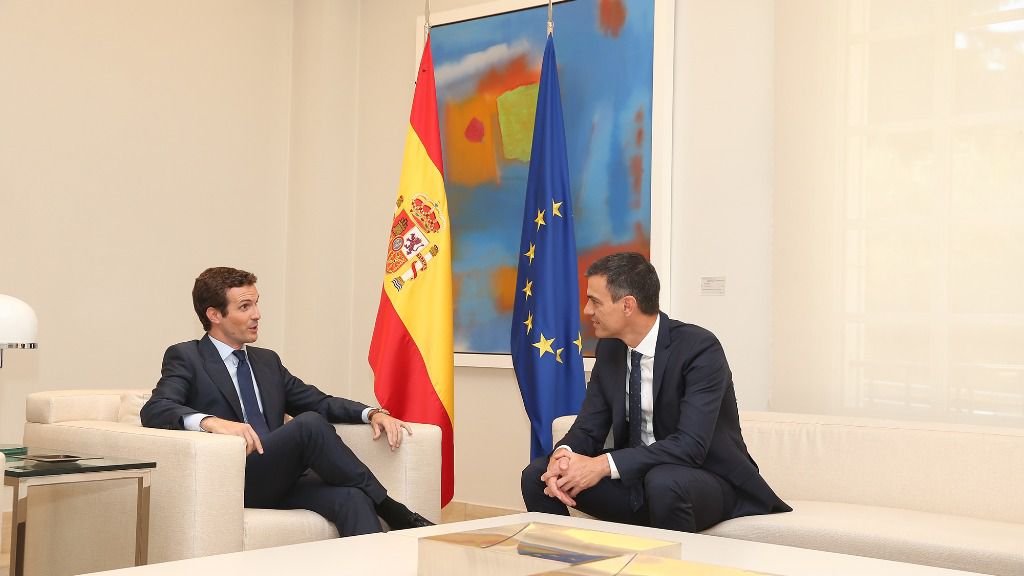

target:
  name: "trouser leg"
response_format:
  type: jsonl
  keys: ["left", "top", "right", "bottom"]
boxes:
{"left": 522, "top": 455, "right": 649, "bottom": 525}
{"left": 572, "top": 477, "right": 649, "bottom": 526}
{"left": 278, "top": 472, "right": 382, "bottom": 536}
{"left": 244, "top": 412, "right": 386, "bottom": 508}
{"left": 643, "top": 464, "right": 736, "bottom": 532}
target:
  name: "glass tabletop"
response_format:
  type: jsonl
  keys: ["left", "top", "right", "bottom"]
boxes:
{"left": 4, "top": 449, "right": 156, "bottom": 478}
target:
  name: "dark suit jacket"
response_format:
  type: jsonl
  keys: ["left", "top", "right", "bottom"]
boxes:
{"left": 141, "top": 335, "right": 368, "bottom": 431}
{"left": 557, "top": 313, "right": 790, "bottom": 519}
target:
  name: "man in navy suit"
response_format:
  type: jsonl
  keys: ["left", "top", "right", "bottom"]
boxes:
{"left": 521, "top": 253, "right": 790, "bottom": 532}
{"left": 141, "top": 267, "right": 432, "bottom": 536}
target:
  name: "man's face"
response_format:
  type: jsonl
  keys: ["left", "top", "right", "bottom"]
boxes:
{"left": 583, "top": 274, "right": 628, "bottom": 340}
{"left": 208, "top": 285, "right": 260, "bottom": 349}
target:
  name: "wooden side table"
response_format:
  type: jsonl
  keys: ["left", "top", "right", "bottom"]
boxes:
{"left": 4, "top": 451, "right": 155, "bottom": 576}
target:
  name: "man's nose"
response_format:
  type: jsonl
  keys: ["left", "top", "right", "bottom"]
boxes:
{"left": 252, "top": 305, "right": 261, "bottom": 319}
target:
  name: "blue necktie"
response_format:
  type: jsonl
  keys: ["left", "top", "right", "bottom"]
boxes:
{"left": 629, "top": 349, "right": 643, "bottom": 448}
{"left": 233, "top": 350, "right": 270, "bottom": 438}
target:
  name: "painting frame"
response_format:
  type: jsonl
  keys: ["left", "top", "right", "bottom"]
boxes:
{"left": 417, "top": 0, "right": 674, "bottom": 369}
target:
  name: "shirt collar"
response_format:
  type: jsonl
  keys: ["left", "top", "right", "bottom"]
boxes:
{"left": 632, "top": 315, "right": 660, "bottom": 358}
{"left": 208, "top": 334, "right": 244, "bottom": 362}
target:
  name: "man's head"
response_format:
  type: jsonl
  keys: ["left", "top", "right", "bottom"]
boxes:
{"left": 192, "top": 267, "right": 260, "bottom": 348}
{"left": 583, "top": 252, "right": 660, "bottom": 343}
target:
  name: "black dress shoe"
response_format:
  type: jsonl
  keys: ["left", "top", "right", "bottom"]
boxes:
{"left": 390, "top": 511, "right": 435, "bottom": 530}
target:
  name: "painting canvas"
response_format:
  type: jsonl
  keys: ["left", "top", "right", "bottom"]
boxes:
{"left": 430, "top": 0, "right": 656, "bottom": 358}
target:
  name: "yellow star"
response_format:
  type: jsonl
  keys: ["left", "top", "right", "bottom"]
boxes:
{"left": 552, "top": 199, "right": 563, "bottom": 218}
{"left": 533, "top": 333, "right": 555, "bottom": 358}
{"left": 522, "top": 279, "right": 533, "bottom": 300}
{"left": 523, "top": 243, "right": 536, "bottom": 265}
{"left": 556, "top": 347, "right": 564, "bottom": 363}
{"left": 574, "top": 332, "right": 583, "bottom": 353}
{"left": 534, "top": 209, "right": 546, "bottom": 231}
{"left": 523, "top": 311, "right": 534, "bottom": 334}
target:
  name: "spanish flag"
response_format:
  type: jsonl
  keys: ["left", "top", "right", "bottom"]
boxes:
{"left": 369, "top": 36, "right": 454, "bottom": 506}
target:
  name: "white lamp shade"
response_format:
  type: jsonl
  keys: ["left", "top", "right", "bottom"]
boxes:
{"left": 0, "top": 294, "right": 38, "bottom": 348}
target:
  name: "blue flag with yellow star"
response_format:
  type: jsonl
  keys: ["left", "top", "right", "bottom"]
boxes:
{"left": 511, "top": 35, "right": 586, "bottom": 459}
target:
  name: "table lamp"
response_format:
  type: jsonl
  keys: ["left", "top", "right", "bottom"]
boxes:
{"left": 0, "top": 294, "right": 38, "bottom": 368}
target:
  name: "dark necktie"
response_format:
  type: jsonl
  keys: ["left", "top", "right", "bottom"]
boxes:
{"left": 233, "top": 350, "right": 270, "bottom": 438}
{"left": 629, "top": 349, "right": 644, "bottom": 448}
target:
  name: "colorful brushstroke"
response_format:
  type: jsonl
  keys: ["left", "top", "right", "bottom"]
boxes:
{"left": 432, "top": 0, "right": 655, "bottom": 355}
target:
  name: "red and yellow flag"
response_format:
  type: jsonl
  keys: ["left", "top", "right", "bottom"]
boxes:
{"left": 369, "top": 36, "right": 454, "bottom": 506}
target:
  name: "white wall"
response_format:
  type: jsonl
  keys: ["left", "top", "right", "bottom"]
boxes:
{"left": 282, "top": 0, "right": 363, "bottom": 401}
{"left": 672, "top": 1, "right": 775, "bottom": 410}
{"left": 772, "top": 0, "right": 840, "bottom": 414}
{"left": 0, "top": 0, "right": 295, "bottom": 441}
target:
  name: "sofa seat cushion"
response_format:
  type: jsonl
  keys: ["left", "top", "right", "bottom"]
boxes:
{"left": 243, "top": 508, "right": 339, "bottom": 551}
{"left": 702, "top": 500, "right": 1024, "bottom": 576}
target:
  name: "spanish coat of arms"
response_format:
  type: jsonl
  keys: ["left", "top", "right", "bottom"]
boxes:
{"left": 385, "top": 194, "right": 445, "bottom": 291}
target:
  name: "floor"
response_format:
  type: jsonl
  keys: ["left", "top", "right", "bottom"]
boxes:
{"left": 440, "top": 501, "right": 522, "bottom": 523}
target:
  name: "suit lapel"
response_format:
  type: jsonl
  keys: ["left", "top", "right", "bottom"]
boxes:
{"left": 652, "top": 312, "right": 671, "bottom": 403}
{"left": 607, "top": 340, "right": 628, "bottom": 447}
{"left": 199, "top": 335, "right": 245, "bottom": 421}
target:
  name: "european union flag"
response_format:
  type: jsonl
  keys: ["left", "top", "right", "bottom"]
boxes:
{"left": 512, "top": 35, "right": 586, "bottom": 459}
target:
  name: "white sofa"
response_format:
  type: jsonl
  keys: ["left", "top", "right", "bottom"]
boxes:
{"left": 21, "top": 389, "right": 441, "bottom": 575}
{"left": 553, "top": 411, "right": 1024, "bottom": 576}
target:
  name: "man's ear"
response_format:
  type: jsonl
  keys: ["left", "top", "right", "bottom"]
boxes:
{"left": 206, "top": 307, "right": 222, "bottom": 326}
{"left": 622, "top": 295, "right": 638, "bottom": 316}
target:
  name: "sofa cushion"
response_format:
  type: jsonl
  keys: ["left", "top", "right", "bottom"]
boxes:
{"left": 243, "top": 508, "right": 339, "bottom": 551}
{"left": 703, "top": 500, "right": 1024, "bottom": 576}
{"left": 117, "top": 391, "right": 152, "bottom": 426}
{"left": 26, "top": 390, "right": 125, "bottom": 424}
{"left": 738, "top": 412, "right": 1024, "bottom": 524}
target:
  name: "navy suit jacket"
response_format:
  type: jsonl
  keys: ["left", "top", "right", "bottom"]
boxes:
{"left": 557, "top": 313, "right": 790, "bottom": 518}
{"left": 141, "top": 335, "right": 368, "bottom": 431}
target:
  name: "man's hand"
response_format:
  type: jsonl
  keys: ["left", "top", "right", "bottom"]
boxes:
{"left": 554, "top": 452, "right": 610, "bottom": 498}
{"left": 200, "top": 416, "right": 264, "bottom": 455}
{"left": 540, "top": 448, "right": 576, "bottom": 507}
{"left": 370, "top": 412, "right": 413, "bottom": 450}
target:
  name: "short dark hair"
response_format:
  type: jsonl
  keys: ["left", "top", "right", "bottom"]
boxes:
{"left": 192, "top": 267, "right": 258, "bottom": 331}
{"left": 585, "top": 252, "right": 660, "bottom": 315}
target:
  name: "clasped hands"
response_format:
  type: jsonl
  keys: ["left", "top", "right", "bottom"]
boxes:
{"left": 540, "top": 448, "right": 610, "bottom": 508}
{"left": 199, "top": 412, "right": 413, "bottom": 456}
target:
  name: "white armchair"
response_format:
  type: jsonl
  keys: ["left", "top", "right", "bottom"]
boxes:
{"left": 22, "top": 389, "right": 441, "bottom": 573}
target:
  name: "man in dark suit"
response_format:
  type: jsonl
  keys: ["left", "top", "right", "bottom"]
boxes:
{"left": 521, "top": 253, "right": 790, "bottom": 532}
{"left": 141, "top": 267, "right": 432, "bottom": 536}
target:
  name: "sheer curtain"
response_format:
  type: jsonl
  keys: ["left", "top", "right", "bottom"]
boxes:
{"left": 772, "top": 0, "right": 1024, "bottom": 427}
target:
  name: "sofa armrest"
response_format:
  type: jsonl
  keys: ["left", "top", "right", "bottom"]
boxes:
{"left": 23, "top": 419, "right": 247, "bottom": 563}
{"left": 335, "top": 422, "right": 442, "bottom": 524}
{"left": 552, "top": 415, "right": 576, "bottom": 444}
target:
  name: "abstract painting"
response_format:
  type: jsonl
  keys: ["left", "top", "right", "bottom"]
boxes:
{"left": 429, "top": 0, "right": 657, "bottom": 359}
